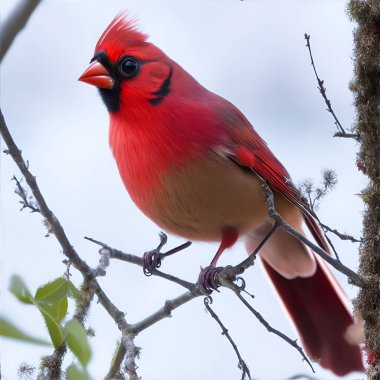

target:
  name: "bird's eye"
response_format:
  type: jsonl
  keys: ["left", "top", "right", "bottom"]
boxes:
{"left": 119, "top": 56, "right": 140, "bottom": 78}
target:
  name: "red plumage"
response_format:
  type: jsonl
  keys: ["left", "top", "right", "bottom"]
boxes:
{"left": 95, "top": 14, "right": 148, "bottom": 59}
{"left": 79, "top": 14, "right": 364, "bottom": 376}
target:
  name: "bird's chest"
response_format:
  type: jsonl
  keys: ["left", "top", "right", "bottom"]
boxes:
{"left": 110, "top": 117, "right": 268, "bottom": 242}
{"left": 122, "top": 146, "right": 268, "bottom": 242}
{"left": 111, "top": 124, "right": 195, "bottom": 216}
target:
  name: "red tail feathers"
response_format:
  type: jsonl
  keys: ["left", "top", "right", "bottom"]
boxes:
{"left": 262, "top": 215, "right": 363, "bottom": 375}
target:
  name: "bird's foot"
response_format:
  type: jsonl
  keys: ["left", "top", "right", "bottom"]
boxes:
{"left": 198, "top": 265, "right": 248, "bottom": 295}
{"left": 197, "top": 266, "right": 224, "bottom": 295}
{"left": 143, "top": 248, "right": 163, "bottom": 275}
{"left": 143, "top": 232, "right": 192, "bottom": 276}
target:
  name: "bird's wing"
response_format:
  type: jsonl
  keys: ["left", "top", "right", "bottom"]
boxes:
{"left": 217, "top": 102, "right": 328, "bottom": 252}
{"left": 220, "top": 110, "right": 311, "bottom": 214}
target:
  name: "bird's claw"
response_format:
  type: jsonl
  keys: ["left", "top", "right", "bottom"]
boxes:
{"left": 143, "top": 234, "right": 192, "bottom": 276}
{"left": 235, "top": 276, "right": 246, "bottom": 291}
{"left": 198, "top": 266, "right": 224, "bottom": 295}
{"left": 143, "top": 249, "right": 162, "bottom": 276}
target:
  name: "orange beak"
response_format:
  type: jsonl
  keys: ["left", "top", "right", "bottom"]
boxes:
{"left": 78, "top": 61, "right": 115, "bottom": 89}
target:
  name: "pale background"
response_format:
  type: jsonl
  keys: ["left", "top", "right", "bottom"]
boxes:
{"left": 1, "top": 1, "right": 367, "bottom": 379}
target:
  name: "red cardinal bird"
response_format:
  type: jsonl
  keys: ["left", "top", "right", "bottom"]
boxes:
{"left": 79, "top": 14, "right": 363, "bottom": 375}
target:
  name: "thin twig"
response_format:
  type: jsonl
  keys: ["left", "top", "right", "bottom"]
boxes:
{"left": 204, "top": 297, "right": 251, "bottom": 380}
{"left": 107, "top": 290, "right": 200, "bottom": 378}
{"left": 92, "top": 278, "right": 131, "bottom": 379}
{"left": 320, "top": 230, "right": 341, "bottom": 262}
{"left": 93, "top": 281, "right": 129, "bottom": 330}
{"left": 12, "top": 175, "right": 40, "bottom": 212}
{"left": 333, "top": 132, "right": 359, "bottom": 139}
{"left": 226, "top": 221, "right": 279, "bottom": 278}
{"left": 261, "top": 180, "right": 365, "bottom": 287}
{"left": 298, "top": 170, "right": 348, "bottom": 261}
{"left": 88, "top": 229, "right": 314, "bottom": 378}
{"left": 208, "top": 222, "right": 279, "bottom": 294}
{"left": 0, "top": 109, "right": 133, "bottom": 376}
{"left": 216, "top": 265, "right": 315, "bottom": 373}
{"left": 85, "top": 236, "right": 196, "bottom": 291}
{"left": 320, "top": 222, "right": 362, "bottom": 243}
{"left": 0, "top": 0, "right": 41, "bottom": 62}
{"left": 130, "top": 290, "right": 199, "bottom": 335}
{"left": 233, "top": 291, "right": 315, "bottom": 373}
{"left": 1, "top": 109, "right": 130, "bottom": 323}
{"left": 304, "top": 34, "right": 359, "bottom": 140}
{"left": 1, "top": 109, "right": 92, "bottom": 275}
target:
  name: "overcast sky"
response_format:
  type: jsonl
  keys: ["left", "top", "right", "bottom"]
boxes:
{"left": 1, "top": 1, "right": 367, "bottom": 379}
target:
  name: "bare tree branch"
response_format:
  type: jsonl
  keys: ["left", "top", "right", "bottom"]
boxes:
{"left": 123, "top": 335, "right": 140, "bottom": 380}
{"left": 304, "top": 34, "right": 359, "bottom": 140}
{"left": 1, "top": 109, "right": 92, "bottom": 276}
{"left": 85, "top": 236, "right": 196, "bottom": 291}
{"left": 0, "top": 0, "right": 41, "bottom": 62}
{"left": 319, "top": 222, "right": 362, "bottom": 243}
{"left": 0, "top": 109, "right": 134, "bottom": 377}
{"left": 299, "top": 169, "right": 337, "bottom": 212}
{"left": 204, "top": 297, "right": 251, "bottom": 380}
{"left": 333, "top": 131, "right": 360, "bottom": 139}
{"left": 233, "top": 290, "right": 315, "bottom": 373}
{"left": 106, "top": 290, "right": 199, "bottom": 379}
{"left": 130, "top": 290, "right": 198, "bottom": 335}
{"left": 87, "top": 231, "right": 319, "bottom": 377}
{"left": 259, "top": 180, "right": 365, "bottom": 287}
{"left": 298, "top": 170, "right": 361, "bottom": 263}
{"left": 208, "top": 178, "right": 365, "bottom": 291}
{"left": 12, "top": 175, "right": 40, "bottom": 213}
{"left": 1, "top": 110, "right": 139, "bottom": 335}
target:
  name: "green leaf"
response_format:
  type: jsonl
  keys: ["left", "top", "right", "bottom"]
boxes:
{"left": 8, "top": 275, "right": 70, "bottom": 349}
{"left": 64, "top": 320, "right": 91, "bottom": 366}
{"left": 35, "top": 277, "right": 69, "bottom": 303}
{"left": 67, "top": 280, "right": 81, "bottom": 299}
{"left": 37, "top": 303, "right": 64, "bottom": 348}
{"left": 47, "top": 298, "right": 68, "bottom": 323}
{"left": 66, "top": 363, "right": 90, "bottom": 380}
{"left": 0, "top": 316, "right": 50, "bottom": 346}
{"left": 9, "top": 275, "right": 33, "bottom": 304}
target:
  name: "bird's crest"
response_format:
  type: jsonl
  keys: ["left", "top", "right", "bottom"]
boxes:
{"left": 95, "top": 13, "right": 148, "bottom": 54}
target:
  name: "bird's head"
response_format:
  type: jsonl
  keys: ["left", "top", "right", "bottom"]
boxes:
{"left": 79, "top": 14, "right": 173, "bottom": 113}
